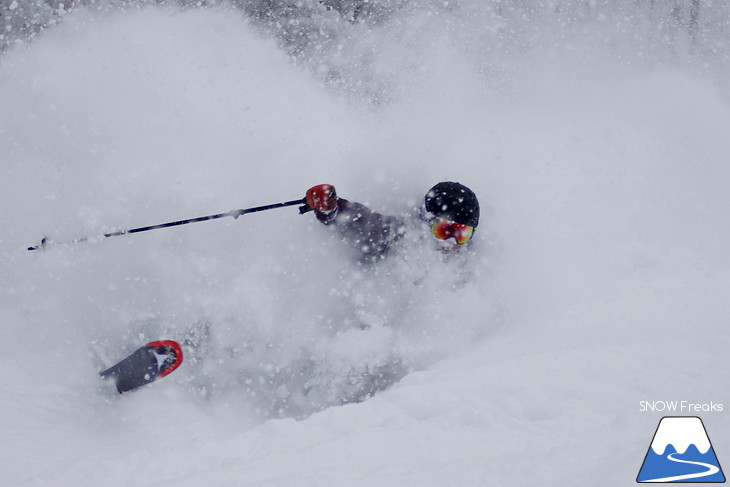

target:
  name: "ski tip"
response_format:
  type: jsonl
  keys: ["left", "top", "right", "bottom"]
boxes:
{"left": 145, "top": 340, "right": 184, "bottom": 378}
{"left": 99, "top": 340, "right": 185, "bottom": 394}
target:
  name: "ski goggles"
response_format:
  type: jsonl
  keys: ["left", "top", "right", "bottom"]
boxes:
{"left": 430, "top": 218, "right": 474, "bottom": 244}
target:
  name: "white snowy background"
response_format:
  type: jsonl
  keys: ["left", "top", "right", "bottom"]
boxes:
{"left": 1, "top": 1, "right": 730, "bottom": 485}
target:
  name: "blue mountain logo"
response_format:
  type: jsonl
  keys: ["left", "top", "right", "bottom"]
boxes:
{"left": 638, "top": 416, "right": 725, "bottom": 483}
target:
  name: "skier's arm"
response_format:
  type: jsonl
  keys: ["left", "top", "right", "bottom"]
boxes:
{"left": 305, "top": 184, "right": 403, "bottom": 259}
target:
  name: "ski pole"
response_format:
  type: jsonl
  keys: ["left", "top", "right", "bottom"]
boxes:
{"left": 28, "top": 198, "right": 311, "bottom": 251}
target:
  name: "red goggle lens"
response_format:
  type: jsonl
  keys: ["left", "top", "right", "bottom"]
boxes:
{"left": 430, "top": 219, "right": 474, "bottom": 244}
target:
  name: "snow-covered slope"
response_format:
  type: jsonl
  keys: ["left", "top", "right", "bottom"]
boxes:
{"left": 1, "top": 3, "right": 730, "bottom": 486}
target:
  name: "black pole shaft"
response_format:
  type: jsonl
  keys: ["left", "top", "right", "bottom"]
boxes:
{"left": 28, "top": 198, "right": 307, "bottom": 251}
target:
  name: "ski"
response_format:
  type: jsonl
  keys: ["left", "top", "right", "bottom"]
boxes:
{"left": 100, "top": 340, "right": 183, "bottom": 393}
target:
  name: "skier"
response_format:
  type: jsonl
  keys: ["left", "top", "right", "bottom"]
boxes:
{"left": 89, "top": 183, "right": 476, "bottom": 393}
{"left": 304, "top": 181, "right": 480, "bottom": 261}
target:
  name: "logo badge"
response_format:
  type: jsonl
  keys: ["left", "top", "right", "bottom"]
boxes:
{"left": 637, "top": 416, "right": 725, "bottom": 483}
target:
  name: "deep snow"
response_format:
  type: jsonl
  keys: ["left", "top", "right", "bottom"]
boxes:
{"left": 1, "top": 2, "right": 730, "bottom": 486}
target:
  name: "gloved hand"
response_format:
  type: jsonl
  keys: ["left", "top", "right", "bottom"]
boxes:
{"left": 306, "top": 184, "right": 338, "bottom": 214}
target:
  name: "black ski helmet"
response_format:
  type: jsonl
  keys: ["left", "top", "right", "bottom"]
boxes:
{"left": 424, "top": 182, "right": 480, "bottom": 228}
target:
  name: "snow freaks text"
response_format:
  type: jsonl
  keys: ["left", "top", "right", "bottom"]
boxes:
{"left": 639, "top": 401, "right": 724, "bottom": 413}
